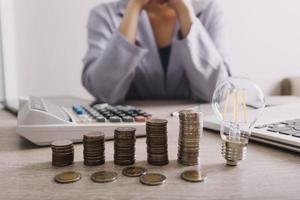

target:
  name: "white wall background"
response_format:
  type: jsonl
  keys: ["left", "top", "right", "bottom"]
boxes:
{"left": 2, "top": 0, "right": 300, "bottom": 102}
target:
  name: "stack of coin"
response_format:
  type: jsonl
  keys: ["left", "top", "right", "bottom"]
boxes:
{"left": 178, "top": 110, "right": 203, "bottom": 166}
{"left": 51, "top": 140, "right": 74, "bottom": 167}
{"left": 83, "top": 132, "right": 105, "bottom": 166}
{"left": 114, "top": 127, "right": 136, "bottom": 166}
{"left": 146, "top": 118, "right": 169, "bottom": 165}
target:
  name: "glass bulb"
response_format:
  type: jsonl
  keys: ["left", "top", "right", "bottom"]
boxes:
{"left": 212, "top": 77, "right": 266, "bottom": 165}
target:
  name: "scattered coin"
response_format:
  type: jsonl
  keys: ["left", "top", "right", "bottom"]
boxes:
{"left": 83, "top": 132, "right": 105, "bottom": 166}
{"left": 114, "top": 127, "right": 136, "bottom": 166}
{"left": 178, "top": 110, "right": 203, "bottom": 166}
{"left": 140, "top": 173, "right": 167, "bottom": 186}
{"left": 146, "top": 118, "right": 169, "bottom": 166}
{"left": 91, "top": 171, "right": 118, "bottom": 183}
{"left": 122, "top": 166, "right": 147, "bottom": 177}
{"left": 54, "top": 171, "right": 81, "bottom": 184}
{"left": 51, "top": 139, "right": 74, "bottom": 167}
{"left": 181, "top": 170, "right": 207, "bottom": 182}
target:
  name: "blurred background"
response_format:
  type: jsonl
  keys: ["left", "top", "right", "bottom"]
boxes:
{"left": 1, "top": 0, "right": 300, "bottom": 107}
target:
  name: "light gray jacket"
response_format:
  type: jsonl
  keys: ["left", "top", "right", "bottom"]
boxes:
{"left": 82, "top": 0, "right": 231, "bottom": 104}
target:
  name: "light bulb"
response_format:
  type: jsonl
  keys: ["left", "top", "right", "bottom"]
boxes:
{"left": 212, "top": 77, "right": 266, "bottom": 166}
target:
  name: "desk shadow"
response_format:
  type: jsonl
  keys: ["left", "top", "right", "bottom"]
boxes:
{"left": 18, "top": 136, "right": 42, "bottom": 149}
{"left": 0, "top": 132, "right": 42, "bottom": 152}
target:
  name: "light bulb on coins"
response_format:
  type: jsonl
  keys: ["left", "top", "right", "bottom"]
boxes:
{"left": 212, "top": 77, "right": 265, "bottom": 166}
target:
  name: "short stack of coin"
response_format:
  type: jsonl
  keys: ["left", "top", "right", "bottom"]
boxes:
{"left": 146, "top": 118, "right": 169, "bottom": 165}
{"left": 83, "top": 132, "right": 105, "bottom": 166}
{"left": 114, "top": 127, "right": 136, "bottom": 166}
{"left": 51, "top": 140, "right": 74, "bottom": 167}
{"left": 178, "top": 110, "right": 203, "bottom": 166}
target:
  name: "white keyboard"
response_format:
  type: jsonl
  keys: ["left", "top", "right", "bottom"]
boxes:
{"left": 204, "top": 103, "right": 300, "bottom": 153}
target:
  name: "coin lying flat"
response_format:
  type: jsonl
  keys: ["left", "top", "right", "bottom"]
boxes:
{"left": 181, "top": 170, "right": 207, "bottom": 182}
{"left": 122, "top": 166, "right": 147, "bottom": 177}
{"left": 54, "top": 171, "right": 81, "bottom": 184}
{"left": 91, "top": 171, "right": 118, "bottom": 183}
{"left": 140, "top": 173, "right": 166, "bottom": 186}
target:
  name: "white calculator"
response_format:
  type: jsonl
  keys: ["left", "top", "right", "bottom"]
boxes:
{"left": 17, "top": 97, "right": 151, "bottom": 146}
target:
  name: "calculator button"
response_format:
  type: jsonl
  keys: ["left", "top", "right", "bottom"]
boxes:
{"left": 109, "top": 116, "right": 121, "bottom": 123}
{"left": 122, "top": 116, "right": 134, "bottom": 122}
{"left": 135, "top": 116, "right": 146, "bottom": 122}
{"left": 73, "top": 106, "right": 87, "bottom": 115}
{"left": 119, "top": 113, "right": 126, "bottom": 117}
{"left": 126, "top": 111, "right": 134, "bottom": 115}
{"left": 92, "top": 114, "right": 101, "bottom": 118}
{"left": 96, "top": 116, "right": 105, "bottom": 122}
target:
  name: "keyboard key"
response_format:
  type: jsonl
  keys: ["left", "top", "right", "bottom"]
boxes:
{"left": 293, "top": 126, "right": 300, "bottom": 131}
{"left": 267, "top": 127, "right": 291, "bottom": 133}
{"left": 292, "top": 133, "right": 300, "bottom": 138}
{"left": 279, "top": 129, "right": 300, "bottom": 135}
{"left": 255, "top": 125, "right": 267, "bottom": 129}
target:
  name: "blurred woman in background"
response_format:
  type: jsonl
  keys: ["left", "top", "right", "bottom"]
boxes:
{"left": 82, "top": 0, "right": 231, "bottom": 104}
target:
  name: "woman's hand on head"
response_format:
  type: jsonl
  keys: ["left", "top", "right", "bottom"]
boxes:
{"left": 167, "top": 0, "right": 195, "bottom": 38}
{"left": 128, "top": 0, "right": 151, "bottom": 11}
{"left": 167, "top": 0, "right": 192, "bottom": 11}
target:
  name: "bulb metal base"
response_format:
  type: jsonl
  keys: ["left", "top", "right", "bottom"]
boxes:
{"left": 221, "top": 138, "right": 247, "bottom": 166}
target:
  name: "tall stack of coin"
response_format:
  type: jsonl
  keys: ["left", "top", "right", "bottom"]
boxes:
{"left": 146, "top": 118, "right": 169, "bottom": 165}
{"left": 114, "top": 127, "right": 136, "bottom": 166}
{"left": 51, "top": 140, "right": 74, "bottom": 167}
{"left": 83, "top": 132, "right": 105, "bottom": 166}
{"left": 178, "top": 110, "right": 203, "bottom": 166}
